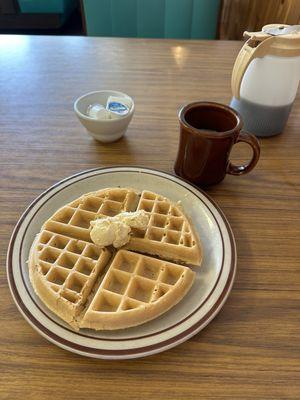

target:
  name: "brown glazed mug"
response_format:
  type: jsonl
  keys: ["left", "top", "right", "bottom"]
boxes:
{"left": 174, "top": 102, "right": 260, "bottom": 186}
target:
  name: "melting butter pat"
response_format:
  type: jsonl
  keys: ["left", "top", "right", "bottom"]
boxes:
{"left": 90, "top": 210, "right": 149, "bottom": 248}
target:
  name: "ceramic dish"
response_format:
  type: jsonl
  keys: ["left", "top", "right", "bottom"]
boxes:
{"left": 7, "top": 167, "right": 236, "bottom": 359}
{"left": 74, "top": 90, "right": 134, "bottom": 143}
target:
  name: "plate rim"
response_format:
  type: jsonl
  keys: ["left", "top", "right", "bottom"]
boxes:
{"left": 6, "top": 166, "right": 237, "bottom": 359}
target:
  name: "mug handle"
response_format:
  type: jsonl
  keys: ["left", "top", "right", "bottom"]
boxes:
{"left": 227, "top": 131, "right": 260, "bottom": 175}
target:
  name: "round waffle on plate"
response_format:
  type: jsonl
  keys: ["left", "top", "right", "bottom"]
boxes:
{"left": 29, "top": 188, "right": 201, "bottom": 330}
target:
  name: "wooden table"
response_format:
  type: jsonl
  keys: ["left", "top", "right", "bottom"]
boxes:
{"left": 1, "top": 35, "right": 299, "bottom": 399}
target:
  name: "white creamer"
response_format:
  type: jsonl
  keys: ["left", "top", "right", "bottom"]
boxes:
{"left": 230, "top": 24, "right": 300, "bottom": 137}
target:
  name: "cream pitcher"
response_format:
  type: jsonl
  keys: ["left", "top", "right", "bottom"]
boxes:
{"left": 230, "top": 24, "right": 300, "bottom": 137}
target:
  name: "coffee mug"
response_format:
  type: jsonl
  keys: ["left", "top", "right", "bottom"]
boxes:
{"left": 174, "top": 102, "right": 260, "bottom": 186}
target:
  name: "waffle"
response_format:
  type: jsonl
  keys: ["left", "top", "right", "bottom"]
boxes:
{"left": 29, "top": 188, "right": 139, "bottom": 328}
{"left": 80, "top": 250, "right": 195, "bottom": 330}
{"left": 29, "top": 187, "right": 201, "bottom": 330}
{"left": 126, "top": 190, "right": 202, "bottom": 265}
{"left": 42, "top": 187, "right": 139, "bottom": 243}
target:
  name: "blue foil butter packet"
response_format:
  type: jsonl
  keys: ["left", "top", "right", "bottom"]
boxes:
{"left": 107, "top": 101, "right": 129, "bottom": 115}
{"left": 106, "top": 96, "right": 132, "bottom": 117}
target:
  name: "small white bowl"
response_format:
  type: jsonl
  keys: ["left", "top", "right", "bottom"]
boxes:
{"left": 74, "top": 90, "right": 134, "bottom": 143}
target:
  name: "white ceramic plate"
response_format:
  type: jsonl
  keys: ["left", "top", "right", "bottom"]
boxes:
{"left": 7, "top": 167, "right": 236, "bottom": 359}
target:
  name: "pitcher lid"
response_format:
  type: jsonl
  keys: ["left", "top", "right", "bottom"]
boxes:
{"left": 243, "top": 24, "right": 300, "bottom": 57}
{"left": 244, "top": 24, "right": 300, "bottom": 40}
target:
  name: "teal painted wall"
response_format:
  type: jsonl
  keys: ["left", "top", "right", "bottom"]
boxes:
{"left": 191, "top": 0, "right": 220, "bottom": 38}
{"left": 18, "top": 0, "right": 76, "bottom": 14}
{"left": 137, "top": 0, "right": 165, "bottom": 38}
{"left": 83, "top": 0, "right": 220, "bottom": 39}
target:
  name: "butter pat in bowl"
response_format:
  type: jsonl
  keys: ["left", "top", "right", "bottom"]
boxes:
{"left": 74, "top": 90, "right": 134, "bottom": 143}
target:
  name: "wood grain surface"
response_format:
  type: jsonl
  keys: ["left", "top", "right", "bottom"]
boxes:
{"left": 219, "top": 0, "right": 300, "bottom": 40}
{"left": 0, "top": 35, "right": 299, "bottom": 400}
